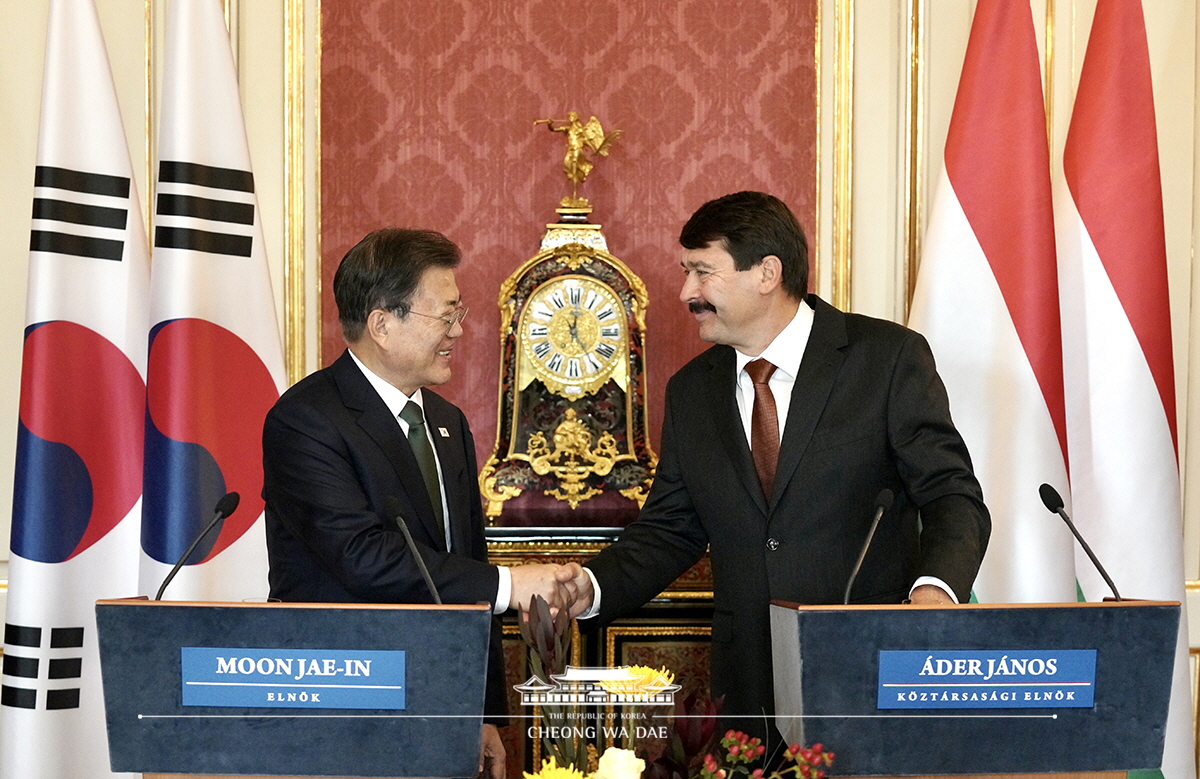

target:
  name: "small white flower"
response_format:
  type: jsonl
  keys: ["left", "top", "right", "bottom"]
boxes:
{"left": 592, "top": 747, "right": 645, "bottom": 779}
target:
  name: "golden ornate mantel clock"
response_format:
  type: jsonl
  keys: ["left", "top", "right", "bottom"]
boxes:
{"left": 480, "top": 113, "right": 656, "bottom": 526}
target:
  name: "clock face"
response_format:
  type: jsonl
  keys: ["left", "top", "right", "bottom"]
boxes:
{"left": 519, "top": 275, "right": 627, "bottom": 396}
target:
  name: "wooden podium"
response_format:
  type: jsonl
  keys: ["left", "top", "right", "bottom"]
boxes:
{"left": 770, "top": 600, "right": 1179, "bottom": 778}
{"left": 96, "top": 599, "right": 492, "bottom": 778}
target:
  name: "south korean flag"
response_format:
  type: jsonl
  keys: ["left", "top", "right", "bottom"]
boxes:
{"left": 141, "top": 0, "right": 286, "bottom": 603}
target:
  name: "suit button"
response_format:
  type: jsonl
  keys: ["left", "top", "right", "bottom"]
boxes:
{"left": 766, "top": 538, "right": 780, "bottom": 551}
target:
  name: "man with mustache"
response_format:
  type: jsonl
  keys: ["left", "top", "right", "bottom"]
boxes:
{"left": 558, "top": 191, "right": 990, "bottom": 749}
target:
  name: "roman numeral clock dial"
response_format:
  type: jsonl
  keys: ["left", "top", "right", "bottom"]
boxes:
{"left": 520, "top": 276, "right": 626, "bottom": 397}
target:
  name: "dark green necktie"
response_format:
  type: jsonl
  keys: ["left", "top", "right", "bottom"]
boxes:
{"left": 399, "top": 401, "right": 446, "bottom": 549}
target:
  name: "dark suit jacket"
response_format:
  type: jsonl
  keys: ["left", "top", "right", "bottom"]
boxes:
{"left": 587, "top": 295, "right": 989, "bottom": 729}
{"left": 262, "top": 350, "right": 507, "bottom": 719}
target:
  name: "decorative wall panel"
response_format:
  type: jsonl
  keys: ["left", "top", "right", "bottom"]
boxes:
{"left": 321, "top": 0, "right": 817, "bottom": 475}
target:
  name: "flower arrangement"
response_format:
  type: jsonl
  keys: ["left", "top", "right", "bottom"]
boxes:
{"left": 526, "top": 749, "right": 645, "bottom": 779}
{"left": 700, "top": 731, "right": 834, "bottom": 779}
{"left": 593, "top": 747, "right": 649, "bottom": 779}
{"left": 523, "top": 736, "right": 833, "bottom": 779}
{"left": 596, "top": 665, "right": 676, "bottom": 699}
{"left": 517, "top": 595, "right": 835, "bottom": 779}
{"left": 524, "top": 755, "right": 590, "bottom": 779}
{"left": 519, "top": 594, "right": 587, "bottom": 769}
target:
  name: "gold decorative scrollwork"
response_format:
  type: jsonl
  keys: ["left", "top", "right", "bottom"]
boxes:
{"left": 618, "top": 483, "right": 651, "bottom": 509}
{"left": 479, "top": 458, "right": 523, "bottom": 518}
{"left": 527, "top": 409, "right": 618, "bottom": 508}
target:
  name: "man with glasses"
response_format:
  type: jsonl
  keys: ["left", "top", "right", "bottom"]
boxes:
{"left": 263, "top": 228, "right": 571, "bottom": 778}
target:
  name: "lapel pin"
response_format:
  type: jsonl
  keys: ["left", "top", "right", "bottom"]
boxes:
{"left": 438, "top": 427, "right": 450, "bottom": 437}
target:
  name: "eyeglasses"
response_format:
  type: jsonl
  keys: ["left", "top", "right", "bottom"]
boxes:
{"left": 405, "top": 305, "right": 469, "bottom": 333}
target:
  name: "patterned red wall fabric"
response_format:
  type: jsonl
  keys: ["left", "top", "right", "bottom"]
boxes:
{"left": 320, "top": 0, "right": 817, "bottom": 473}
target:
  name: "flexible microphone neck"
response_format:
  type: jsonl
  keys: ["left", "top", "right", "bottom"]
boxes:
{"left": 844, "top": 489, "right": 895, "bottom": 605}
{"left": 1038, "top": 483, "right": 1121, "bottom": 602}
{"left": 384, "top": 496, "right": 442, "bottom": 605}
{"left": 155, "top": 492, "right": 240, "bottom": 601}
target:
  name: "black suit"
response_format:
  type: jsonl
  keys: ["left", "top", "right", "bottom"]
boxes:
{"left": 587, "top": 295, "right": 989, "bottom": 730}
{"left": 262, "top": 350, "right": 507, "bottom": 719}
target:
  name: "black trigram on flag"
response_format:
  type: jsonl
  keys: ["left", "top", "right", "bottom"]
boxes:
{"left": 154, "top": 160, "right": 255, "bottom": 257}
{"left": 29, "top": 166, "right": 130, "bottom": 262}
{"left": 1, "top": 623, "right": 85, "bottom": 710}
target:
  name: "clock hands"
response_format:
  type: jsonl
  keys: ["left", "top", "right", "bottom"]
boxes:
{"left": 568, "top": 305, "right": 588, "bottom": 352}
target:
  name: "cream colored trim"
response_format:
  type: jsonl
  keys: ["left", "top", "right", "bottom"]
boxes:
{"left": 315, "top": 0, "right": 324, "bottom": 366}
{"left": 1044, "top": 0, "right": 1054, "bottom": 150}
{"left": 812, "top": 0, "right": 822, "bottom": 294}
{"left": 144, "top": 0, "right": 154, "bottom": 232}
{"left": 831, "top": 0, "right": 854, "bottom": 311}
{"left": 903, "top": 0, "right": 924, "bottom": 313}
{"left": 284, "top": 0, "right": 306, "bottom": 384}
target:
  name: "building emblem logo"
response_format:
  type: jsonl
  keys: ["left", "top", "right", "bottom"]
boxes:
{"left": 514, "top": 665, "right": 680, "bottom": 706}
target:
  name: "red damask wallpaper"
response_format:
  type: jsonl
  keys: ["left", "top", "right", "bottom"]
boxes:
{"left": 320, "top": 0, "right": 817, "bottom": 473}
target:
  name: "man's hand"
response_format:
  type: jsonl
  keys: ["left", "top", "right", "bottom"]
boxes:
{"left": 478, "top": 723, "right": 505, "bottom": 779}
{"left": 509, "top": 563, "right": 573, "bottom": 613}
{"left": 908, "top": 583, "right": 954, "bottom": 605}
{"left": 554, "top": 562, "right": 595, "bottom": 618}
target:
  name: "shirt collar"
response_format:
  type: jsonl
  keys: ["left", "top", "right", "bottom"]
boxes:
{"left": 734, "top": 298, "right": 814, "bottom": 381}
{"left": 347, "top": 348, "right": 423, "bottom": 418}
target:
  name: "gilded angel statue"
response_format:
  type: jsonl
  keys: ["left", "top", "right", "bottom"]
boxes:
{"left": 535, "top": 111, "right": 622, "bottom": 204}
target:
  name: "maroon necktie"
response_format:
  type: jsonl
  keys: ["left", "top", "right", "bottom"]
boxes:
{"left": 746, "top": 359, "right": 779, "bottom": 498}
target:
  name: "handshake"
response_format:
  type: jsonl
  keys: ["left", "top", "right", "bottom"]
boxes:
{"left": 509, "top": 562, "right": 595, "bottom": 619}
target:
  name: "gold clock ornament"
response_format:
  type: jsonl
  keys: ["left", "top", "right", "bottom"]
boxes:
{"left": 480, "top": 204, "right": 656, "bottom": 525}
{"left": 519, "top": 274, "right": 627, "bottom": 397}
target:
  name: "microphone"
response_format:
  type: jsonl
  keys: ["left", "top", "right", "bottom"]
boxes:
{"left": 155, "top": 492, "right": 240, "bottom": 601}
{"left": 844, "top": 489, "right": 895, "bottom": 605}
{"left": 1038, "top": 483, "right": 1122, "bottom": 601}
{"left": 384, "top": 496, "right": 442, "bottom": 605}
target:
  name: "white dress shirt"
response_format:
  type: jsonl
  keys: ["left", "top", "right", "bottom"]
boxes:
{"left": 733, "top": 299, "right": 814, "bottom": 445}
{"left": 581, "top": 298, "right": 955, "bottom": 615}
{"left": 348, "top": 350, "right": 512, "bottom": 612}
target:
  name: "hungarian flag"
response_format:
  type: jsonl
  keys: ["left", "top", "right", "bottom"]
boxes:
{"left": 1058, "top": 1, "right": 1194, "bottom": 775}
{"left": 1, "top": 0, "right": 147, "bottom": 776}
{"left": 908, "top": 0, "right": 1077, "bottom": 603}
{"left": 141, "top": 0, "right": 286, "bottom": 600}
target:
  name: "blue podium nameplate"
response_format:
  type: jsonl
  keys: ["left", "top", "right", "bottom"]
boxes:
{"left": 181, "top": 647, "right": 406, "bottom": 709}
{"left": 878, "top": 649, "right": 1096, "bottom": 709}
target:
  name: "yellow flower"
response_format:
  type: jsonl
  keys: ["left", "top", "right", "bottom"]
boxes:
{"left": 593, "top": 747, "right": 646, "bottom": 779}
{"left": 523, "top": 756, "right": 588, "bottom": 779}
{"left": 597, "top": 665, "right": 675, "bottom": 699}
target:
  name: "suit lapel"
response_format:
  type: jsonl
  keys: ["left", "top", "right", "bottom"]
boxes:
{"left": 771, "top": 296, "right": 847, "bottom": 506}
{"left": 329, "top": 353, "right": 441, "bottom": 538}
{"left": 703, "top": 347, "right": 769, "bottom": 516}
